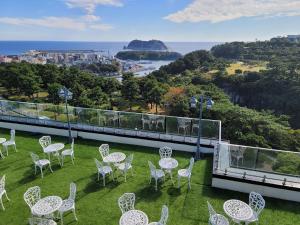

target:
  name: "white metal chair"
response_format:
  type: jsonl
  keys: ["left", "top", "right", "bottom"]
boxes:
{"left": 159, "top": 146, "right": 172, "bottom": 159}
{"left": 230, "top": 146, "right": 245, "bottom": 167}
{"left": 61, "top": 138, "right": 75, "bottom": 166}
{"left": 156, "top": 117, "right": 165, "bottom": 129}
{"left": 39, "top": 136, "right": 51, "bottom": 151}
{"left": 207, "top": 201, "right": 229, "bottom": 225}
{"left": 99, "top": 144, "right": 110, "bottom": 160}
{"left": 0, "top": 175, "right": 10, "bottom": 210}
{"left": 116, "top": 154, "right": 133, "bottom": 182}
{"left": 3, "top": 129, "right": 17, "bottom": 156}
{"left": 95, "top": 158, "right": 114, "bottom": 186}
{"left": 30, "top": 152, "right": 53, "bottom": 179}
{"left": 148, "top": 205, "right": 169, "bottom": 225}
{"left": 118, "top": 193, "right": 135, "bottom": 214}
{"left": 24, "top": 186, "right": 41, "bottom": 215}
{"left": 148, "top": 161, "right": 165, "bottom": 191}
{"left": 58, "top": 182, "right": 78, "bottom": 225}
{"left": 142, "top": 115, "right": 152, "bottom": 130}
{"left": 28, "top": 217, "right": 57, "bottom": 225}
{"left": 245, "top": 192, "right": 265, "bottom": 225}
{"left": 178, "top": 157, "right": 194, "bottom": 190}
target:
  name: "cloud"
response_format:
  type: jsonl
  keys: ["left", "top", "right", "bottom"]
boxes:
{"left": 0, "top": 16, "right": 113, "bottom": 31}
{"left": 81, "top": 14, "right": 101, "bottom": 22}
{"left": 164, "top": 0, "right": 300, "bottom": 23}
{"left": 65, "top": 0, "right": 123, "bottom": 14}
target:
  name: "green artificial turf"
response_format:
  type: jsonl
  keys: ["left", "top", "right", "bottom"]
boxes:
{"left": 0, "top": 129, "right": 300, "bottom": 225}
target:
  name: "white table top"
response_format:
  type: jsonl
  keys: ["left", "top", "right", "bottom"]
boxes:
{"left": 103, "top": 152, "right": 126, "bottom": 164}
{"left": 159, "top": 158, "right": 178, "bottom": 170}
{"left": 31, "top": 196, "right": 62, "bottom": 216}
{"left": 0, "top": 138, "right": 6, "bottom": 144}
{"left": 223, "top": 199, "right": 253, "bottom": 222}
{"left": 119, "top": 210, "right": 149, "bottom": 225}
{"left": 44, "top": 143, "right": 65, "bottom": 154}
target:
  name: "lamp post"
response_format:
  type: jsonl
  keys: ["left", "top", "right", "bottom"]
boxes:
{"left": 58, "top": 87, "right": 73, "bottom": 143}
{"left": 190, "top": 96, "right": 214, "bottom": 160}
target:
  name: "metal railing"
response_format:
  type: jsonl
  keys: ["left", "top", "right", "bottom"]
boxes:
{"left": 0, "top": 100, "right": 221, "bottom": 144}
{"left": 214, "top": 142, "right": 300, "bottom": 187}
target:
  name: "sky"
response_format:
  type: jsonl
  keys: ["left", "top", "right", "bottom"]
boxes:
{"left": 1, "top": 0, "right": 300, "bottom": 42}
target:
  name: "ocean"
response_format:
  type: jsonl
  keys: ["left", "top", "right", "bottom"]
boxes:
{"left": 0, "top": 41, "right": 221, "bottom": 56}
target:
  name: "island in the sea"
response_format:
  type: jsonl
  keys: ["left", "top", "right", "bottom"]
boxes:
{"left": 118, "top": 39, "right": 182, "bottom": 61}
{"left": 124, "top": 39, "right": 169, "bottom": 51}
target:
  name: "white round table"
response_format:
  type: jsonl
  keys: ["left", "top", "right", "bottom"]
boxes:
{"left": 119, "top": 210, "right": 149, "bottom": 225}
{"left": 159, "top": 158, "right": 178, "bottom": 184}
{"left": 0, "top": 138, "right": 6, "bottom": 158}
{"left": 31, "top": 196, "right": 62, "bottom": 216}
{"left": 44, "top": 143, "right": 65, "bottom": 154}
{"left": 103, "top": 152, "right": 126, "bottom": 164}
{"left": 223, "top": 199, "right": 253, "bottom": 222}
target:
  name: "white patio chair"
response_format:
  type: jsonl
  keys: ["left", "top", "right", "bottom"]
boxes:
{"left": 156, "top": 117, "right": 165, "bottom": 129}
{"left": 207, "top": 201, "right": 229, "bottom": 225}
{"left": 24, "top": 186, "right": 41, "bottom": 215}
{"left": 99, "top": 144, "right": 110, "bottom": 160}
{"left": 230, "top": 146, "right": 245, "bottom": 167}
{"left": 118, "top": 193, "right": 135, "bottom": 214}
{"left": 30, "top": 152, "right": 53, "bottom": 179}
{"left": 3, "top": 129, "right": 17, "bottom": 156}
{"left": 148, "top": 205, "right": 169, "bottom": 225}
{"left": 95, "top": 158, "right": 114, "bottom": 186}
{"left": 245, "top": 192, "right": 265, "bottom": 225}
{"left": 178, "top": 157, "right": 195, "bottom": 190}
{"left": 177, "top": 118, "right": 190, "bottom": 135}
{"left": 148, "top": 161, "right": 165, "bottom": 191}
{"left": 61, "top": 138, "right": 75, "bottom": 166}
{"left": 159, "top": 146, "right": 172, "bottom": 159}
{"left": 58, "top": 182, "right": 78, "bottom": 225}
{"left": 29, "top": 217, "right": 57, "bottom": 225}
{"left": 0, "top": 175, "right": 10, "bottom": 210}
{"left": 39, "top": 136, "right": 51, "bottom": 151}
{"left": 142, "top": 116, "right": 152, "bottom": 130}
{"left": 116, "top": 154, "right": 133, "bottom": 182}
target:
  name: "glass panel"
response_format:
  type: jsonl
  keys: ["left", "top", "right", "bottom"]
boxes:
{"left": 119, "top": 112, "right": 142, "bottom": 130}
{"left": 141, "top": 114, "right": 165, "bottom": 133}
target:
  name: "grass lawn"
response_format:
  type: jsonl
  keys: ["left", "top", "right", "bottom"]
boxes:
{"left": 226, "top": 61, "right": 267, "bottom": 75}
{"left": 0, "top": 129, "right": 300, "bottom": 225}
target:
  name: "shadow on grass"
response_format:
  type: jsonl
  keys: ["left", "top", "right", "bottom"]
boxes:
{"left": 136, "top": 185, "right": 162, "bottom": 202}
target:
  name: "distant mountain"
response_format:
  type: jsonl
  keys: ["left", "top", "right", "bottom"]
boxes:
{"left": 124, "top": 40, "right": 168, "bottom": 51}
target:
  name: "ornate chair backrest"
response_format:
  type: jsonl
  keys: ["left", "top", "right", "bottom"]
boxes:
{"left": 148, "top": 161, "right": 156, "bottom": 177}
{"left": 30, "top": 152, "right": 39, "bottom": 163}
{"left": 249, "top": 192, "right": 265, "bottom": 216}
{"left": 29, "top": 218, "right": 55, "bottom": 225}
{"left": 0, "top": 175, "right": 6, "bottom": 192}
{"left": 188, "top": 157, "right": 195, "bottom": 174}
{"left": 159, "top": 146, "right": 172, "bottom": 159}
{"left": 99, "top": 144, "right": 109, "bottom": 159}
{"left": 24, "top": 186, "right": 41, "bottom": 209}
{"left": 69, "top": 182, "right": 76, "bottom": 201}
{"left": 10, "top": 129, "right": 15, "bottom": 142}
{"left": 39, "top": 136, "right": 51, "bottom": 150}
{"left": 118, "top": 193, "right": 135, "bottom": 214}
{"left": 177, "top": 118, "right": 190, "bottom": 127}
{"left": 125, "top": 154, "right": 134, "bottom": 170}
{"left": 207, "top": 201, "right": 217, "bottom": 219}
{"left": 159, "top": 205, "right": 169, "bottom": 225}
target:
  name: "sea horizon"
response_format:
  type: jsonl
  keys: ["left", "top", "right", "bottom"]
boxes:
{"left": 0, "top": 41, "right": 222, "bottom": 56}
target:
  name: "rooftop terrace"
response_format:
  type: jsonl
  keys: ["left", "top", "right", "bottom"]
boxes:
{"left": 0, "top": 129, "right": 300, "bottom": 225}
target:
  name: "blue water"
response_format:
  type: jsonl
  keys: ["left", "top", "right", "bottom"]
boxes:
{"left": 0, "top": 41, "right": 220, "bottom": 56}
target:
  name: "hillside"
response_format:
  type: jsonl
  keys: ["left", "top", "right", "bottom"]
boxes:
{"left": 116, "top": 51, "right": 182, "bottom": 61}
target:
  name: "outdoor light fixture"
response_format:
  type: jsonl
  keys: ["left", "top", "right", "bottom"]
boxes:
{"left": 190, "top": 95, "right": 214, "bottom": 160}
{"left": 58, "top": 87, "right": 73, "bottom": 143}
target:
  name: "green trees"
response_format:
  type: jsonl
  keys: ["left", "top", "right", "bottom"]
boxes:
{"left": 121, "top": 73, "right": 140, "bottom": 110}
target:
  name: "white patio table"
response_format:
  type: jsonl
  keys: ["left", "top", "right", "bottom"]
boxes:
{"left": 119, "top": 210, "right": 149, "bottom": 225}
{"left": 31, "top": 196, "right": 62, "bottom": 217}
{"left": 159, "top": 158, "right": 178, "bottom": 184}
{"left": 223, "top": 199, "right": 253, "bottom": 223}
{"left": 103, "top": 152, "right": 126, "bottom": 164}
{"left": 44, "top": 143, "right": 65, "bottom": 164}
{"left": 0, "top": 138, "right": 6, "bottom": 158}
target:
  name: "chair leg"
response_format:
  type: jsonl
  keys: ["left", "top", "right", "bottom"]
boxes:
{"left": 124, "top": 172, "right": 127, "bottom": 182}
{"left": 40, "top": 167, "right": 44, "bottom": 179}
{"left": 178, "top": 176, "right": 181, "bottom": 188}
{"left": 72, "top": 208, "right": 78, "bottom": 221}
{"left": 155, "top": 179, "right": 158, "bottom": 191}
{"left": 97, "top": 172, "right": 100, "bottom": 181}
{"left": 71, "top": 155, "right": 74, "bottom": 165}
{"left": 34, "top": 165, "right": 37, "bottom": 175}
{"left": 60, "top": 212, "right": 64, "bottom": 225}
{"left": 0, "top": 197, "right": 4, "bottom": 210}
{"left": 5, "top": 146, "right": 8, "bottom": 156}
{"left": 188, "top": 177, "right": 191, "bottom": 190}
{"left": 4, "top": 191, "right": 10, "bottom": 201}
{"left": 103, "top": 174, "right": 105, "bottom": 186}
{"left": 14, "top": 144, "right": 17, "bottom": 152}
{"left": 61, "top": 156, "right": 64, "bottom": 167}
{"left": 149, "top": 176, "right": 152, "bottom": 184}
{"left": 49, "top": 163, "right": 53, "bottom": 173}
